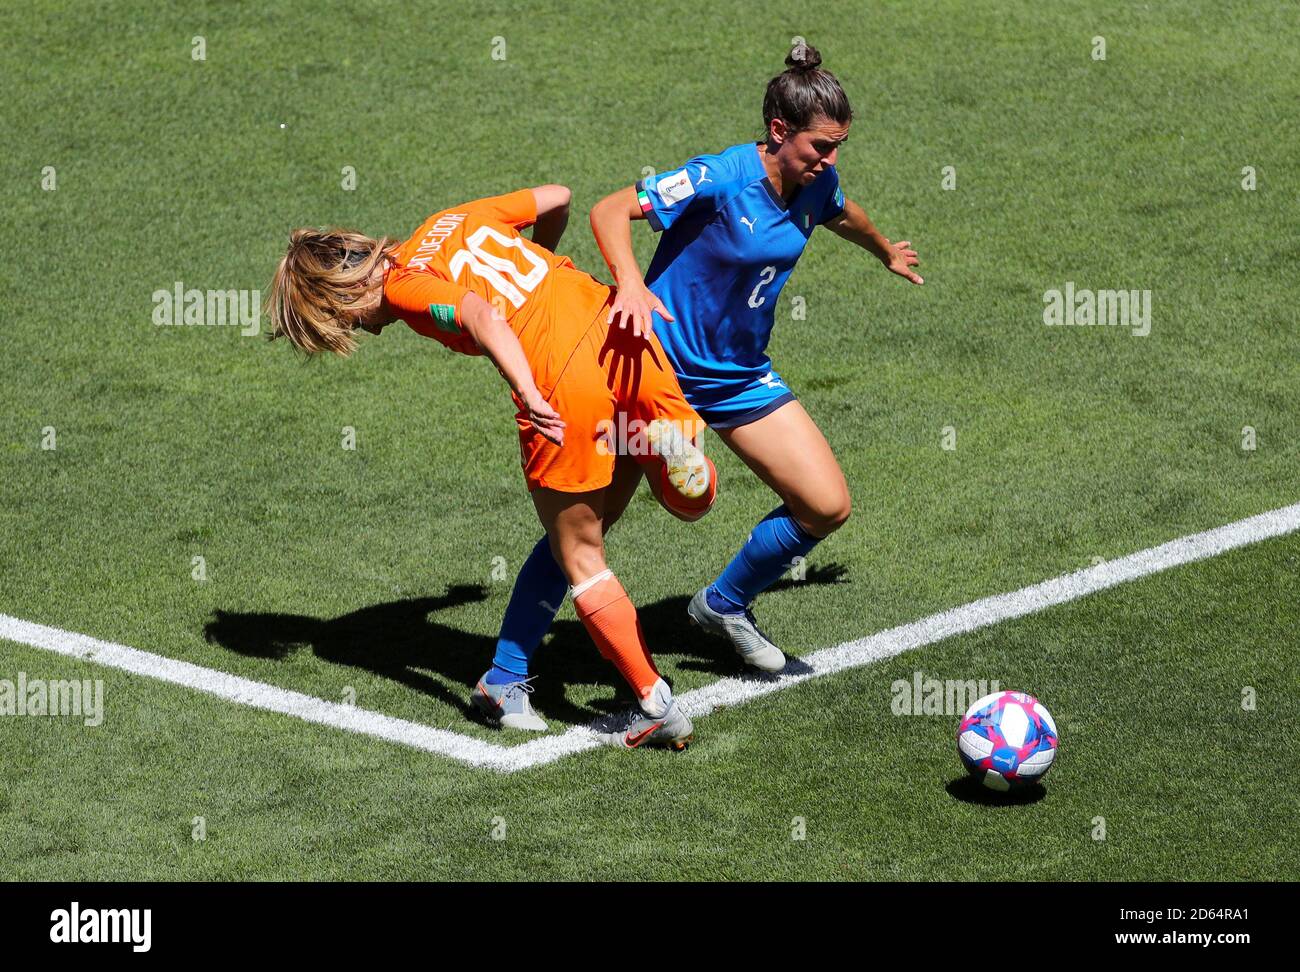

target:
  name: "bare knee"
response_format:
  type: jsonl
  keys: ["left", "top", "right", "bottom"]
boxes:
{"left": 793, "top": 487, "right": 851, "bottom": 538}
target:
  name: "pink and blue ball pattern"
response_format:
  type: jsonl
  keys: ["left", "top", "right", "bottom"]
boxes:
{"left": 957, "top": 691, "right": 1059, "bottom": 791}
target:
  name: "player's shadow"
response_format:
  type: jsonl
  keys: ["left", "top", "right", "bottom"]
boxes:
{"left": 945, "top": 775, "right": 1047, "bottom": 806}
{"left": 203, "top": 565, "right": 845, "bottom": 727}
{"left": 652, "top": 561, "right": 847, "bottom": 676}
{"left": 767, "top": 562, "right": 849, "bottom": 595}
{"left": 539, "top": 563, "right": 848, "bottom": 680}
{"left": 206, "top": 584, "right": 632, "bottom": 725}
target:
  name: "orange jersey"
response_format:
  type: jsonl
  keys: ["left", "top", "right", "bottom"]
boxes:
{"left": 383, "top": 189, "right": 613, "bottom": 365}
{"left": 382, "top": 188, "right": 704, "bottom": 495}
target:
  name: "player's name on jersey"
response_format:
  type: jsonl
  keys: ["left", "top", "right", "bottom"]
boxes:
{"left": 408, "top": 212, "right": 468, "bottom": 267}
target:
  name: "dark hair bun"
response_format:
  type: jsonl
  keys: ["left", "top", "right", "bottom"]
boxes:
{"left": 785, "top": 43, "right": 822, "bottom": 73}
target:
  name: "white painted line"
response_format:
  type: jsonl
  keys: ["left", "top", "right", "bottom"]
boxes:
{"left": 3, "top": 501, "right": 1297, "bottom": 773}
{"left": 0, "top": 615, "right": 517, "bottom": 770}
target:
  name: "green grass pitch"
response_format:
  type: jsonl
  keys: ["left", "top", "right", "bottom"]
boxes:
{"left": 1, "top": 0, "right": 1297, "bottom": 879}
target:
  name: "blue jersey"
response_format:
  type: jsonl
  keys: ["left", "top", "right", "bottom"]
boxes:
{"left": 635, "top": 141, "right": 845, "bottom": 425}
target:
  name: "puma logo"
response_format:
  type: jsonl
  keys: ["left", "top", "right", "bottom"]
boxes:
{"left": 696, "top": 165, "right": 711, "bottom": 185}
{"left": 739, "top": 216, "right": 756, "bottom": 234}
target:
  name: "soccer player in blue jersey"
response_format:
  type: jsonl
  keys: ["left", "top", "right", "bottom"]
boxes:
{"left": 478, "top": 44, "right": 922, "bottom": 727}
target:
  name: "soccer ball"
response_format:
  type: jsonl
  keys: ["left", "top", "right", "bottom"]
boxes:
{"left": 957, "top": 691, "right": 1059, "bottom": 791}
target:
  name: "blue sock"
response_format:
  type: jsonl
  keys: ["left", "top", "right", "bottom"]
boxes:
{"left": 709, "top": 505, "right": 822, "bottom": 613}
{"left": 488, "top": 536, "right": 568, "bottom": 682}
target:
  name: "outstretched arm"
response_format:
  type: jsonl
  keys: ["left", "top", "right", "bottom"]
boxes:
{"left": 826, "top": 199, "right": 923, "bottom": 285}
{"left": 458, "top": 291, "right": 566, "bottom": 446}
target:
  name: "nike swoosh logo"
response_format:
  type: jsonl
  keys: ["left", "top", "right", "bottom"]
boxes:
{"left": 626, "top": 720, "right": 665, "bottom": 747}
{"left": 475, "top": 681, "right": 502, "bottom": 711}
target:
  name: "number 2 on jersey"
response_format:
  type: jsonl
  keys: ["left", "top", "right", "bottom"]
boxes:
{"left": 748, "top": 265, "right": 777, "bottom": 308}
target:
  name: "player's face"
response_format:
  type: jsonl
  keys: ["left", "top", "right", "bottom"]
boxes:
{"left": 783, "top": 117, "right": 850, "bottom": 185}
{"left": 349, "top": 260, "right": 394, "bottom": 335}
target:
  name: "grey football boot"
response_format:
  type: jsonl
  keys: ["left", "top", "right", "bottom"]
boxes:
{"left": 686, "top": 586, "right": 787, "bottom": 673}
{"left": 600, "top": 703, "right": 694, "bottom": 751}
{"left": 600, "top": 680, "right": 694, "bottom": 751}
{"left": 471, "top": 673, "right": 548, "bottom": 731}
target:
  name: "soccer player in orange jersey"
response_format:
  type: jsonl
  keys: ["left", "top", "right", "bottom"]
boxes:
{"left": 266, "top": 186, "right": 715, "bottom": 748}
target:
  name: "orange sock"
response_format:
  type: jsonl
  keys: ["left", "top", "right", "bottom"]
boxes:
{"left": 657, "top": 455, "right": 718, "bottom": 517}
{"left": 572, "top": 572, "right": 661, "bottom": 702}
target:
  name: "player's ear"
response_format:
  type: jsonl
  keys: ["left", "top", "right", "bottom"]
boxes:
{"left": 768, "top": 117, "right": 789, "bottom": 147}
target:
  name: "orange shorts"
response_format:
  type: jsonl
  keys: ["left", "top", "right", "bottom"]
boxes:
{"left": 514, "top": 311, "right": 703, "bottom": 493}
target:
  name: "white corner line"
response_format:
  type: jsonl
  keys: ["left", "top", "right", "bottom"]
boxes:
{"left": 3, "top": 501, "right": 1298, "bottom": 773}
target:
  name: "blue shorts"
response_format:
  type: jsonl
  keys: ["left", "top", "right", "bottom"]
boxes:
{"left": 683, "top": 370, "right": 797, "bottom": 430}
